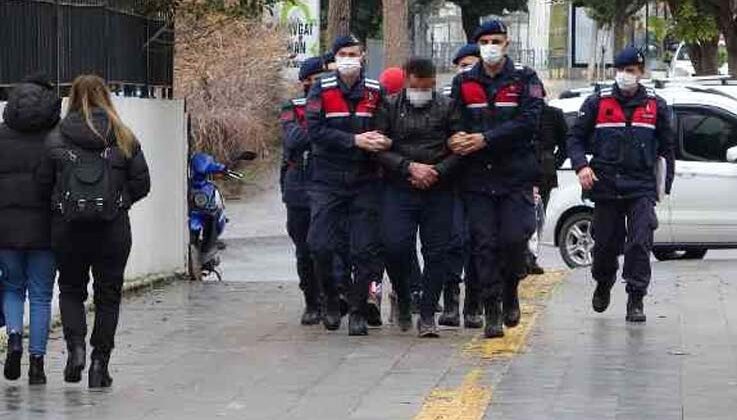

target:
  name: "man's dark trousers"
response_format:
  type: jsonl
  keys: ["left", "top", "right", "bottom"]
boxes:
{"left": 308, "top": 179, "right": 383, "bottom": 316}
{"left": 465, "top": 191, "right": 536, "bottom": 301}
{"left": 381, "top": 183, "right": 453, "bottom": 320}
{"left": 592, "top": 196, "right": 657, "bottom": 294}
{"left": 286, "top": 205, "right": 319, "bottom": 304}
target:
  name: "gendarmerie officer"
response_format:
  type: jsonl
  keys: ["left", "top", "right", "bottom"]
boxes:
{"left": 448, "top": 20, "right": 545, "bottom": 338}
{"left": 305, "top": 35, "right": 389, "bottom": 336}
{"left": 279, "top": 57, "right": 325, "bottom": 325}
{"left": 567, "top": 47, "right": 675, "bottom": 322}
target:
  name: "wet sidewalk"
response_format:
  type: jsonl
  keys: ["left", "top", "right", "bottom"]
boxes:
{"left": 489, "top": 256, "right": 737, "bottom": 420}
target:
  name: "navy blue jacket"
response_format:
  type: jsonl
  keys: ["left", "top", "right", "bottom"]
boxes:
{"left": 450, "top": 58, "right": 544, "bottom": 193}
{"left": 279, "top": 97, "right": 311, "bottom": 207}
{"left": 567, "top": 84, "right": 675, "bottom": 201}
{"left": 305, "top": 72, "right": 384, "bottom": 184}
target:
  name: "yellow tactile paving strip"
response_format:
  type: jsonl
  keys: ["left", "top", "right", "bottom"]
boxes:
{"left": 414, "top": 270, "right": 567, "bottom": 420}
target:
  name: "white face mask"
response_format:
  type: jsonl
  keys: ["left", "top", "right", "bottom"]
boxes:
{"left": 335, "top": 56, "right": 362, "bottom": 75}
{"left": 615, "top": 71, "right": 640, "bottom": 93}
{"left": 406, "top": 89, "right": 434, "bottom": 107}
{"left": 480, "top": 44, "right": 505, "bottom": 65}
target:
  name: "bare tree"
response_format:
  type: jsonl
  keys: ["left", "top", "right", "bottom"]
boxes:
{"left": 327, "top": 0, "right": 352, "bottom": 43}
{"left": 383, "top": 0, "right": 410, "bottom": 68}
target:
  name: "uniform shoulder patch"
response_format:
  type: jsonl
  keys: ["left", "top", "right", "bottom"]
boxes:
{"left": 291, "top": 98, "right": 307, "bottom": 106}
{"left": 598, "top": 87, "right": 613, "bottom": 97}
{"left": 441, "top": 85, "right": 452, "bottom": 97}
{"left": 645, "top": 87, "right": 657, "bottom": 97}
{"left": 365, "top": 78, "right": 381, "bottom": 90}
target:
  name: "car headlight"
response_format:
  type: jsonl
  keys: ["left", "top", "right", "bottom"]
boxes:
{"left": 192, "top": 192, "right": 209, "bottom": 209}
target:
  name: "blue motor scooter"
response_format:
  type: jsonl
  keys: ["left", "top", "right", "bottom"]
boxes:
{"left": 188, "top": 151, "right": 255, "bottom": 281}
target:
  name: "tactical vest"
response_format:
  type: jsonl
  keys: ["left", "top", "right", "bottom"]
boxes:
{"left": 291, "top": 98, "right": 307, "bottom": 127}
{"left": 320, "top": 75, "right": 381, "bottom": 120}
{"left": 593, "top": 88, "right": 658, "bottom": 171}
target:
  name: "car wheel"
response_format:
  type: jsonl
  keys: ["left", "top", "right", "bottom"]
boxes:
{"left": 683, "top": 248, "right": 707, "bottom": 260}
{"left": 652, "top": 247, "right": 680, "bottom": 261}
{"left": 558, "top": 212, "right": 594, "bottom": 268}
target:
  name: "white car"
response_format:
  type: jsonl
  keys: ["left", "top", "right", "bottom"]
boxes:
{"left": 669, "top": 42, "right": 729, "bottom": 79}
{"left": 544, "top": 84, "right": 737, "bottom": 268}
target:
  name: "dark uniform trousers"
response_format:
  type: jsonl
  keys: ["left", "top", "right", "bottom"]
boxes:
{"left": 381, "top": 183, "right": 454, "bottom": 319}
{"left": 465, "top": 191, "right": 536, "bottom": 301}
{"left": 307, "top": 177, "right": 383, "bottom": 315}
{"left": 592, "top": 196, "right": 657, "bottom": 294}
{"left": 286, "top": 205, "right": 319, "bottom": 302}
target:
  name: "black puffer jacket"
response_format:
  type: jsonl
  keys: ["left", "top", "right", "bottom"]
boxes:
{"left": 0, "top": 82, "right": 61, "bottom": 249}
{"left": 36, "top": 108, "right": 151, "bottom": 231}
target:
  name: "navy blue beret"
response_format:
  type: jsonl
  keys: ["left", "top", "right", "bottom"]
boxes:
{"left": 332, "top": 34, "right": 360, "bottom": 54}
{"left": 472, "top": 20, "right": 508, "bottom": 42}
{"left": 453, "top": 44, "right": 480, "bottom": 65}
{"left": 322, "top": 51, "right": 335, "bottom": 66}
{"left": 299, "top": 57, "right": 325, "bottom": 81}
{"left": 614, "top": 46, "right": 645, "bottom": 68}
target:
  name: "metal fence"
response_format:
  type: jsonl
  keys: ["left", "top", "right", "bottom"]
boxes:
{"left": 0, "top": 0, "right": 173, "bottom": 98}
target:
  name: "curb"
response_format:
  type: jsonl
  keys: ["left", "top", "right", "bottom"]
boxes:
{"left": 0, "top": 272, "right": 185, "bottom": 351}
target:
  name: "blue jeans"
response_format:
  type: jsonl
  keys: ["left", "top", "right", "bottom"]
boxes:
{"left": 0, "top": 250, "right": 56, "bottom": 356}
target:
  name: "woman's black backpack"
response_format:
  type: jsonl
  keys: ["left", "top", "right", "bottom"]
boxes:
{"left": 56, "top": 146, "right": 122, "bottom": 222}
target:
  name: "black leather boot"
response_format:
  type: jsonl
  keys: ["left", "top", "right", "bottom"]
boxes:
{"left": 503, "top": 282, "right": 521, "bottom": 328}
{"left": 88, "top": 353, "right": 113, "bottom": 388}
{"left": 64, "top": 342, "right": 86, "bottom": 383}
{"left": 626, "top": 292, "right": 647, "bottom": 323}
{"left": 439, "top": 283, "right": 461, "bottom": 327}
{"left": 4, "top": 332, "right": 22, "bottom": 381}
{"left": 322, "top": 295, "right": 342, "bottom": 331}
{"left": 300, "top": 293, "right": 323, "bottom": 326}
{"left": 463, "top": 293, "right": 483, "bottom": 329}
{"left": 484, "top": 299, "right": 504, "bottom": 339}
{"left": 592, "top": 280, "right": 615, "bottom": 313}
{"left": 348, "top": 311, "right": 368, "bottom": 336}
{"left": 28, "top": 355, "right": 46, "bottom": 385}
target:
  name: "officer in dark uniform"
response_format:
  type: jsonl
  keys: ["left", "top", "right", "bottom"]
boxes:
{"left": 440, "top": 43, "right": 482, "bottom": 329}
{"left": 279, "top": 57, "right": 326, "bottom": 325}
{"left": 448, "top": 20, "right": 545, "bottom": 339}
{"left": 567, "top": 47, "right": 675, "bottom": 322}
{"left": 305, "top": 35, "right": 389, "bottom": 336}
{"left": 376, "top": 57, "right": 461, "bottom": 337}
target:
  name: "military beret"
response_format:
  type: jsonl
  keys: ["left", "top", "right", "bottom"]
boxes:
{"left": 332, "top": 34, "right": 361, "bottom": 54}
{"left": 614, "top": 46, "right": 645, "bottom": 68}
{"left": 299, "top": 56, "right": 325, "bottom": 81}
{"left": 452, "top": 44, "right": 480, "bottom": 65}
{"left": 472, "top": 20, "right": 508, "bottom": 42}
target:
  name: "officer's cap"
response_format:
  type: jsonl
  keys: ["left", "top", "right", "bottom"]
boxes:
{"left": 332, "top": 34, "right": 361, "bottom": 54}
{"left": 472, "top": 20, "right": 508, "bottom": 42}
{"left": 322, "top": 51, "right": 335, "bottom": 67}
{"left": 452, "top": 44, "right": 480, "bottom": 65}
{"left": 299, "top": 57, "right": 325, "bottom": 81}
{"left": 614, "top": 46, "right": 645, "bottom": 68}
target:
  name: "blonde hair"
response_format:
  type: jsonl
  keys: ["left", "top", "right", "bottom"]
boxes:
{"left": 67, "top": 75, "right": 137, "bottom": 157}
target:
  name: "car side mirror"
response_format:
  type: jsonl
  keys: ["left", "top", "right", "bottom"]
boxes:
{"left": 727, "top": 146, "right": 737, "bottom": 163}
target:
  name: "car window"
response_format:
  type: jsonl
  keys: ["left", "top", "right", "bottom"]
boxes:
{"left": 677, "top": 45, "right": 690, "bottom": 61}
{"left": 677, "top": 109, "right": 737, "bottom": 162}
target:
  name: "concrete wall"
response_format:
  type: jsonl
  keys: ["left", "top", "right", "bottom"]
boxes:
{"left": 0, "top": 98, "right": 188, "bottom": 281}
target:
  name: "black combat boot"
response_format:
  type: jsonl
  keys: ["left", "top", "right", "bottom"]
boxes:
{"left": 4, "top": 332, "right": 22, "bottom": 381}
{"left": 64, "top": 341, "right": 86, "bottom": 383}
{"left": 503, "top": 282, "right": 521, "bottom": 328}
{"left": 463, "top": 293, "right": 483, "bottom": 329}
{"left": 348, "top": 311, "right": 368, "bottom": 336}
{"left": 322, "top": 295, "right": 342, "bottom": 331}
{"left": 300, "top": 293, "right": 323, "bottom": 326}
{"left": 439, "top": 283, "right": 461, "bottom": 327}
{"left": 397, "top": 294, "right": 413, "bottom": 332}
{"left": 527, "top": 257, "right": 545, "bottom": 275}
{"left": 592, "top": 280, "right": 615, "bottom": 313}
{"left": 417, "top": 316, "right": 439, "bottom": 338}
{"left": 484, "top": 299, "right": 504, "bottom": 339}
{"left": 88, "top": 352, "right": 113, "bottom": 388}
{"left": 28, "top": 355, "right": 47, "bottom": 385}
{"left": 626, "top": 292, "right": 647, "bottom": 323}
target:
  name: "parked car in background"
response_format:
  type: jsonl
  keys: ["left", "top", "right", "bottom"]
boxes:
{"left": 669, "top": 42, "right": 729, "bottom": 79}
{"left": 544, "top": 83, "right": 737, "bottom": 268}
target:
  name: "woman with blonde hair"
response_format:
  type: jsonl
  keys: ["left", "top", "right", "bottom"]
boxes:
{"left": 37, "top": 75, "right": 150, "bottom": 388}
